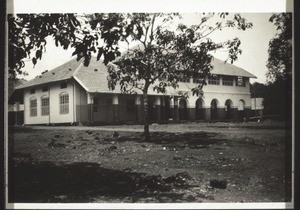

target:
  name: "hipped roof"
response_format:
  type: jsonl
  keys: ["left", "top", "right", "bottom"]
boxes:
{"left": 16, "top": 55, "right": 256, "bottom": 92}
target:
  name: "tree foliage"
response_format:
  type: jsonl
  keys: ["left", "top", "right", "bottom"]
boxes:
{"left": 8, "top": 13, "right": 124, "bottom": 78}
{"left": 263, "top": 13, "right": 293, "bottom": 122}
{"left": 101, "top": 13, "right": 252, "bottom": 140}
{"left": 266, "top": 13, "right": 292, "bottom": 82}
{"left": 105, "top": 13, "right": 252, "bottom": 96}
{"left": 251, "top": 80, "right": 291, "bottom": 121}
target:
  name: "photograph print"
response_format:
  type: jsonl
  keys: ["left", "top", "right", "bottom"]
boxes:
{"left": 6, "top": 10, "right": 293, "bottom": 208}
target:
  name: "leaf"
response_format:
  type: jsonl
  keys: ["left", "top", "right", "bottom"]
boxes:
{"left": 36, "top": 50, "right": 42, "bottom": 60}
{"left": 32, "top": 57, "right": 37, "bottom": 66}
{"left": 72, "top": 49, "right": 78, "bottom": 56}
{"left": 55, "top": 39, "right": 59, "bottom": 47}
{"left": 97, "top": 48, "right": 103, "bottom": 60}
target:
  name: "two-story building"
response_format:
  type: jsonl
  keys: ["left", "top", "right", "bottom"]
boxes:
{"left": 12, "top": 56, "right": 256, "bottom": 125}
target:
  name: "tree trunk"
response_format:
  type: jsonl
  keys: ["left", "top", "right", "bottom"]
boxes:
{"left": 143, "top": 90, "right": 150, "bottom": 141}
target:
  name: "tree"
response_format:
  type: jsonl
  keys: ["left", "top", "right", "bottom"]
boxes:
{"left": 8, "top": 13, "right": 252, "bottom": 141}
{"left": 267, "top": 13, "right": 292, "bottom": 82}
{"left": 266, "top": 13, "right": 292, "bottom": 122}
{"left": 100, "top": 13, "right": 252, "bottom": 141}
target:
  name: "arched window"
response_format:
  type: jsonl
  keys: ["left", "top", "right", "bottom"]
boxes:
{"left": 238, "top": 100, "right": 246, "bottom": 120}
{"left": 179, "top": 98, "right": 188, "bottom": 120}
{"left": 59, "top": 93, "right": 69, "bottom": 114}
{"left": 41, "top": 96, "right": 49, "bottom": 116}
{"left": 195, "top": 98, "right": 204, "bottom": 120}
{"left": 210, "top": 99, "right": 219, "bottom": 120}
{"left": 30, "top": 97, "right": 37, "bottom": 117}
{"left": 225, "top": 99, "right": 233, "bottom": 119}
{"left": 238, "top": 100, "right": 245, "bottom": 111}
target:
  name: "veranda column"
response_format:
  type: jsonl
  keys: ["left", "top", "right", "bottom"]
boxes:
{"left": 218, "top": 105, "right": 226, "bottom": 120}
{"left": 244, "top": 105, "right": 252, "bottom": 121}
{"left": 173, "top": 96, "right": 179, "bottom": 122}
{"left": 203, "top": 105, "right": 211, "bottom": 121}
{"left": 135, "top": 95, "right": 142, "bottom": 123}
{"left": 232, "top": 104, "right": 239, "bottom": 121}
{"left": 87, "top": 92, "right": 93, "bottom": 124}
{"left": 161, "top": 96, "right": 166, "bottom": 121}
{"left": 112, "top": 94, "right": 119, "bottom": 123}
{"left": 187, "top": 98, "right": 196, "bottom": 121}
{"left": 154, "top": 96, "right": 161, "bottom": 123}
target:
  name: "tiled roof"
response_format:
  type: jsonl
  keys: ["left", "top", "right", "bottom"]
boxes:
{"left": 16, "top": 55, "right": 256, "bottom": 92}
{"left": 73, "top": 57, "right": 116, "bottom": 92}
{"left": 16, "top": 58, "right": 81, "bottom": 89}
{"left": 211, "top": 58, "right": 256, "bottom": 78}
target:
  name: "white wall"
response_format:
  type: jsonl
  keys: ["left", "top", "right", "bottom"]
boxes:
{"left": 177, "top": 76, "right": 251, "bottom": 109}
{"left": 24, "top": 87, "right": 50, "bottom": 124}
{"left": 24, "top": 80, "right": 76, "bottom": 124}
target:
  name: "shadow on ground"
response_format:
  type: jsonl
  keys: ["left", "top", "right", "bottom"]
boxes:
{"left": 108, "top": 131, "right": 227, "bottom": 150}
{"left": 9, "top": 154, "right": 199, "bottom": 203}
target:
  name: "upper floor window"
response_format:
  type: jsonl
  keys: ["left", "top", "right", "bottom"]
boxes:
{"left": 236, "top": 76, "right": 246, "bottom": 87}
{"left": 59, "top": 93, "right": 69, "bottom": 114}
{"left": 193, "top": 78, "right": 205, "bottom": 84}
{"left": 208, "top": 75, "right": 220, "bottom": 85}
{"left": 178, "top": 77, "right": 190, "bottom": 83}
{"left": 30, "top": 89, "right": 35, "bottom": 94}
{"left": 222, "top": 76, "right": 234, "bottom": 86}
{"left": 30, "top": 97, "right": 37, "bottom": 117}
{"left": 60, "top": 82, "right": 67, "bottom": 89}
{"left": 42, "top": 86, "right": 49, "bottom": 92}
{"left": 41, "top": 96, "right": 49, "bottom": 116}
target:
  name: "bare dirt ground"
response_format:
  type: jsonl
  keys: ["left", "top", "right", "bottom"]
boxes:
{"left": 8, "top": 121, "right": 292, "bottom": 203}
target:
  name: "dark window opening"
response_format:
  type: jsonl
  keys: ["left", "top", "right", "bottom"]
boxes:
{"left": 208, "top": 76, "right": 220, "bottom": 85}
{"left": 93, "top": 106, "right": 98, "bottom": 112}
{"left": 42, "top": 86, "right": 48, "bottom": 92}
{"left": 126, "top": 98, "right": 135, "bottom": 112}
{"left": 60, "top": 82, "right": 67, "bottom": 89}
{"left": 30, "top": 89, "right": 35, "bottom": 94}
{"left": 236, "top": 77, "right": 246, "bottom": 87}
{"left": 93, "top": 98, "right": 98, "bottom": 105}
{"left": 178, "top": 77, "right": 190, "bottom": 83}
{"left": 193, "top": 78, "right": 205, "bottom": 84}
{"left": 222, "top": 76, "right": 234, "bottom": 86}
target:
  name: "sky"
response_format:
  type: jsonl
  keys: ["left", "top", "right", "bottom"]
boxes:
{"left": 17, "top": 13, "right": 277, "bottom": 84}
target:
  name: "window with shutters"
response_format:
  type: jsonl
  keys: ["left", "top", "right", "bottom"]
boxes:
{"left": 30, "top": 97, "right": 37, "bottom": 117}
{"left": 59, "top": 93, "right": 69, "bottom": 114}
{"left": 41, "top": 97, "right": 49, "bottom": 116}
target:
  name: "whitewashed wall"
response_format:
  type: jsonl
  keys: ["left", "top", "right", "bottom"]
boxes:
{"left": 24, "top": 80, "right": 76, "bottom": 124}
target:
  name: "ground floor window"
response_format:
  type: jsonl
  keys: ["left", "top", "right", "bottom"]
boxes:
{"left": 41, "top": 97, "right": 50, "bottom": 116}
{"left": 60, "top": 93, "right": 69, "bottom": 114}
{"left": 30, "top": 98, "right": 37, "bottom": 117}
{"left": 126, "top": 98, "right": 135, "bottom": 112}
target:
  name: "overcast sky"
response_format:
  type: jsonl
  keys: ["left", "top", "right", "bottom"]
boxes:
{"left": 17, "top": 13, "right": 277, "bottom": 84}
